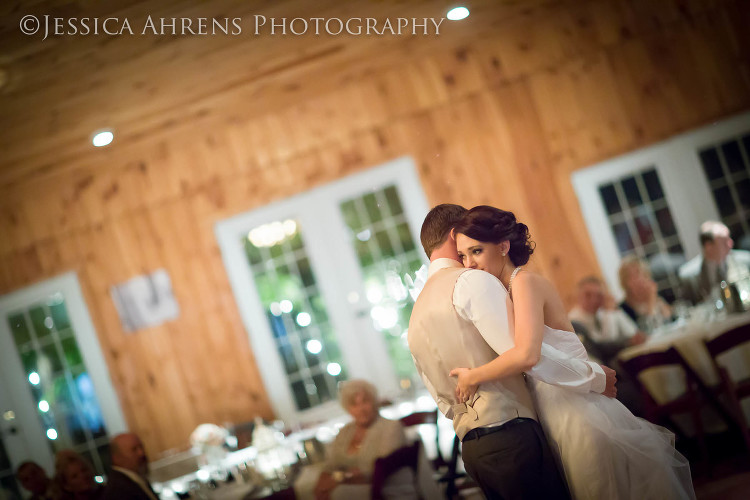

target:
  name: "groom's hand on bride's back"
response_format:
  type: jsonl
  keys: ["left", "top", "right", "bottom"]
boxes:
{"left": 601, "top": 365, "right": 618, "bottom": 398}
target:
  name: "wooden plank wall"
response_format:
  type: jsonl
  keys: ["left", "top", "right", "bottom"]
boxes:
{"left": 1, "top": 0, "right": 749, "bottom": 456}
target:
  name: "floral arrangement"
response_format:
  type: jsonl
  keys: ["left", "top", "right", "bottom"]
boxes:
{"left": 190, "top": 423, "right": 229, "bottom": 449}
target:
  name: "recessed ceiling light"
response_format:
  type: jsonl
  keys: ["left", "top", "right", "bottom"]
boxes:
{"left": 447, "top": 7, "right": 470, "bottom": 21}
{"left": 92, "top": 130, "right": 114, "bottom": 147}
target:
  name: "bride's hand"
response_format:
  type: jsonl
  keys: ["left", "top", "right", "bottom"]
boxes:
{"left": 449, "top": 367, "right": 477, "bottom": 403}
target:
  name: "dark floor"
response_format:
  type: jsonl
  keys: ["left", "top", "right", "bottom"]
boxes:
{"left": 677, "top": 430, "right": 750, "bottom": 500}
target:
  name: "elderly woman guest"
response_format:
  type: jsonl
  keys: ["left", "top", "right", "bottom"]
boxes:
{"left": 618, "top": 255, "right": 673, "bottom": 334}
{"left": 54, "top": 450, "right": 103, "bottom": 500}
{"left": 313, "top": 379, "right": 415, "bottom": 500}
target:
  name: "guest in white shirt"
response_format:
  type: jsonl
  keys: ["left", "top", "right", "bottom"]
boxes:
{"left": 678, "top": 220, "right": 750, "bottom": 304}
{"left": 569, "top": 276, "right": 646, "bottom": 353}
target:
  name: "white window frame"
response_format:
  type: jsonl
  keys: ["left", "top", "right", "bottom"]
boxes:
{"left": 215, "top": 157, "right": 430, "bottom": 425}
{"left": 573, "top": 111, "right": 750, "bottom": 297}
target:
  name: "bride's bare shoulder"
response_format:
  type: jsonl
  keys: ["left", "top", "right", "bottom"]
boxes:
{"left": 513, "top": 269, "right": 547, "bottom": 289}
{"left": 514, "top": 270, "right": 556, "bottom": 294}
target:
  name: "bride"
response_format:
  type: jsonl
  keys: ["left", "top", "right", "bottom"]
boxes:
{"left": 449, "top": 205, "right": 695, "bottom": 500}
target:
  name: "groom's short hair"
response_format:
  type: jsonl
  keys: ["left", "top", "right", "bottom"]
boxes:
{"left": 420, "top": 204, "right": 467, "bottom": 258}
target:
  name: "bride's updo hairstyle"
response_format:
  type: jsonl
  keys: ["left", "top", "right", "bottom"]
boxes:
{"left": 453, "top": 205, "right": 535, "bottom": 266}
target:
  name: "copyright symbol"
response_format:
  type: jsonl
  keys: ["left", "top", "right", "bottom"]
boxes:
{"left": 20, "top": 15, "right": 40, "bottom": 35}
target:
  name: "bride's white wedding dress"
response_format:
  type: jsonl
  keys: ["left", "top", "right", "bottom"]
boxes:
{"left": 531, "top": 325, "right": 696, "bottom": 500}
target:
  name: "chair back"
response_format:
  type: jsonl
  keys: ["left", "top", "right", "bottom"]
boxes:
{"left": 704, "top": 324, "right": 750, "bottom": 358}
{"left": 400, "top": 410, "right": 438, "bottom": 428}
{"left": 370, "top": 441, "right": 421, "bottom": 500}
{"left": 399, "top": 410, "right": 444, "bottom": 465}
{"left": 619, "top": 347, "right": 704, "bottom": 416}
{"left": 620, "top": 347, "right": 686, "bottom": 377}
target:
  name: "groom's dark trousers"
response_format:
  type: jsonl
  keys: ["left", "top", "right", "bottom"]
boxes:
{"left": 461, "top": 417, "right": 570, "bottom": 500}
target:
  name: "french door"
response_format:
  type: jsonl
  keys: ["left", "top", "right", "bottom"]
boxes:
{"left": 216, "top": 157, "right": 430, "bottom": 425}
{"left": 0, "top": 273, "right": 127, "bottom": 494}
{"left": 573, "top": 112, "right": 750, "bottom": 301}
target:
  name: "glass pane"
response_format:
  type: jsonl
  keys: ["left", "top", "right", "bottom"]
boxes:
{"left": 737, "top": 178, "right": 750, "bottom": 209}
{"left": 700, "top": 147, "right": 723, "bottom": 181}
{"left": 722, "top": 140, "right": 745, "bottom": 173}
{"left": 397, "top": 223, "right": 416, "bottom": 253}
{"left": 621, "top": 177, "right": 643, "bottom": 207}
{"left": 41, "top": 344, "right": 63, "bottom": 373}
{"left": 363, "top": 193, "right": 383, "bottom": 224}
{"left": 8, "top": 312, "right": 31, "bottom": 346}
{"left": 29, "top": 306, "right": 52, "bottom": 341}
{"left": 49, "top": 302, "right": 71, "bottom": 330}
{"left": 634, "top": 215, "right": 654, "bottom": 245}
{"left": 713, "top": 186, "right": 735, "bottom": 217}
{"left": 72, "top": 373, "right": 106, "bottom": 439}
{"left": 20, "top": 349, "right": 37, "bottom": 373}
{"left": 642, "top": 169, "right": 664, "bottom": 201}
{"left": 244, "top": 219, "right": 344, "bottom": 411}
{"left": 291, "top": 380, "right": 310, "bottom": 411}
{"left": 341, "top": 200, "right": 362, "bottom": 231}
{"left": 384, "top": 186, "right": 403, "bottom": 216}
{"left": 375, "top": 230, "right": 395, "bottom": 258}
{"left": 598, "top": 184, "right": 621, "bottom": 215}
{"left": 655, "top": 208, "right": 677, "bottom": 237}
{"left": 612, "top": 222, "right": 635, "bottom": 253}
{"left": 61, "top": 337, "right": 84, "bottom": 368}
{"left": 742, "top": 135, "right": 750, "bottom": 165}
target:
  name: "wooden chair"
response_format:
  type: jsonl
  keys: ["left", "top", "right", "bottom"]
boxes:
{"left": 704, "top": 324, "right": 750, "bottom": 454}
{"left": 620, "top": 347, "right": 735, "bottom": 472}
{"left": 399, "top": 410, "right": 472, "bottom": 499}
{"left": 370, "top": 440, "right": 422, "bottom": 500}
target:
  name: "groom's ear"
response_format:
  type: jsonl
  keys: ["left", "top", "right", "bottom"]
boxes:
{"left": 449, "top": 228, "right": 456, "bottom": 241}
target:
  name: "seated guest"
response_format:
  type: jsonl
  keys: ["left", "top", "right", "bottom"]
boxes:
{"left": 102, "top": 433, "right": 158, "bottom": 500}
{"left": 313, "top": 380, "right": 416, "bottom": 500}
{"left": 54, "top": 450, "right": 102, "bottom": 500}
{"left": 679, "top": 220, "right": 750, "bottom": 304}
{"left": 569, "top": 276, "right": 648, "bottom": 417}
{"left": 15, "top": 462, "right": 55, "bottom": 500}
{"left": 618, "top": 256, "right": 673, "bottom": 333}
{"left": 569, "top": 276, "right": 646, "bottom": 364}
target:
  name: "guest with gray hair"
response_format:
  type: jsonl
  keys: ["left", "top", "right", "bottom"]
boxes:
{"left": 312, "top": 379, "right": 415, "bottom": 500}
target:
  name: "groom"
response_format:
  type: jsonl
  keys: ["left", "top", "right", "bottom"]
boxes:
{"left": 408, "top": 204, "right": 616, "bottom": 499}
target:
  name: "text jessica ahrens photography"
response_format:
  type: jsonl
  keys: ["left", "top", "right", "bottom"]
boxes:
{"left": 19, "top": 14, "right": 447, "bottom": 40}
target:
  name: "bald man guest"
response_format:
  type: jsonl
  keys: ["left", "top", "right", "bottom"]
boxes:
{"left": 102, "top": 433, "right": 159, "bottom": 500}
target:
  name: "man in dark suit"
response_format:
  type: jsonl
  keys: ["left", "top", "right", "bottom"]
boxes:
{"left": 678, "top": 221, "right": 750, "bottom": 304}
{"left": 102, "top": 433, "right": 159, "bottom": 500}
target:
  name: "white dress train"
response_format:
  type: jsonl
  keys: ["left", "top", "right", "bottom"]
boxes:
{"left": 530, "top": 325, "right": 696, "bottom": 500}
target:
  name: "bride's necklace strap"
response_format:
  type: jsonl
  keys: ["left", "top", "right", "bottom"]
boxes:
{"left": 508, "top": 266, "right": 522, "bottom": 295}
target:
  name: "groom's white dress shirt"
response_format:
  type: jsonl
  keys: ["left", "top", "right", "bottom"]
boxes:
{"left": 409, "top": 258, "right": 606, "bottom": 439}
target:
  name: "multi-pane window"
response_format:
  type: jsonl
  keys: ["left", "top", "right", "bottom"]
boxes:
{"left": 598, "top": 168, "right": 685, "bottom": 302}
{"left": 243, "top": 220, "right": 345, "bottom": 411}
{"left": 340, "top": 185, "right": 423, "bottom": 384}
{"left": 7, "top": 295, "right": 110, "bottom": 477}
{"left": 698, "top": 134, "right": 750, "bottom": 250}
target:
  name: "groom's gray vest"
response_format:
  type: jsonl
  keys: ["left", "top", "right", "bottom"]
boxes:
{"left": 408, "top": 267, "right": 536, "bottom": 440}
